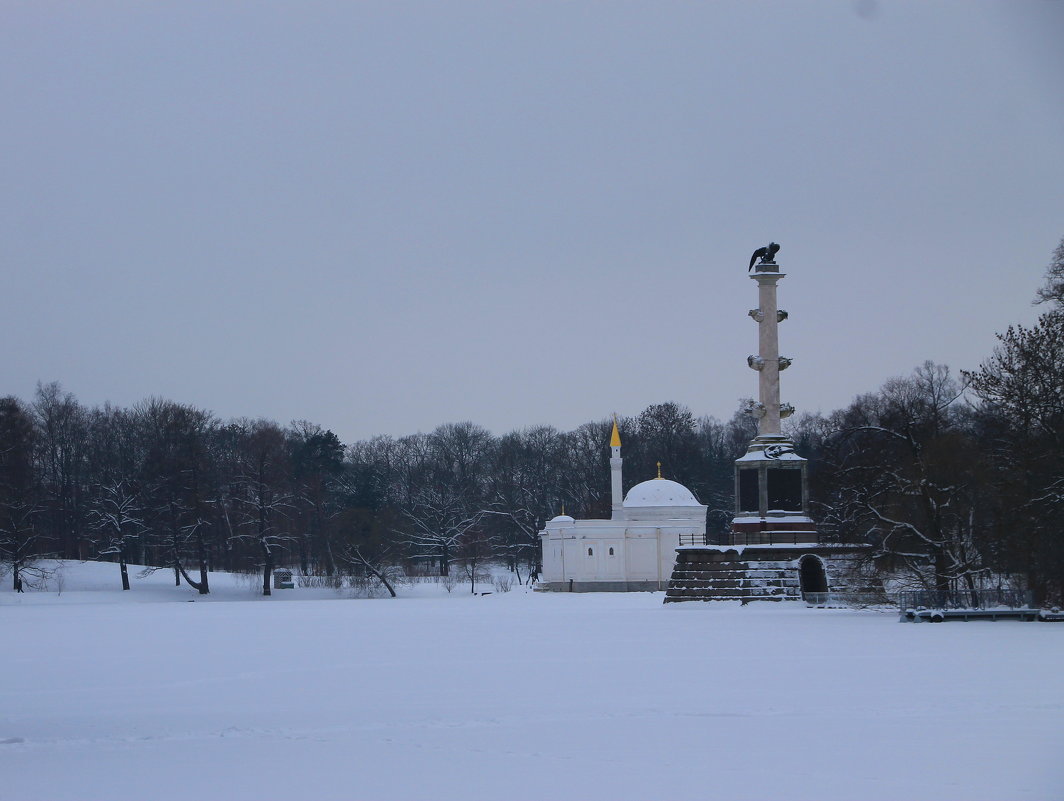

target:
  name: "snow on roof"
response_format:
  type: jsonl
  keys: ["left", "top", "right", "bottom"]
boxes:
{"left": 623, "top": 478, "right": 701, "bottom": 507}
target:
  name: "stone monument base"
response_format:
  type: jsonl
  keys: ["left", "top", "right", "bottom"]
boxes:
{"left": 663, "top": 543, "right": 880, "bottom": 604}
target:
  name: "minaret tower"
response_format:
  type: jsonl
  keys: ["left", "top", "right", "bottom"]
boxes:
{"left": 732, "top": 244, "right": 817, "bottom": 545}
{"left": 610, "top": 415, "right": 623, "bottom": 520}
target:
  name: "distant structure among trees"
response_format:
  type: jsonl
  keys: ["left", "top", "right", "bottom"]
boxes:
{"left": 539, "top": 418, "right": 709, "bottom": 591}
{"left": 1, "top": 238, "right": 1061, "bottom": 603}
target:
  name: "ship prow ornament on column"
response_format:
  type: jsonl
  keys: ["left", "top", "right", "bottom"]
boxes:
{"left": 664, "top": 244, "right": 877, "bottom": 604}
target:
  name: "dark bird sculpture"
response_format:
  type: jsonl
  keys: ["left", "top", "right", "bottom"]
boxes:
{"left": 748, "top": 242, "right": 781, "bottom": 271}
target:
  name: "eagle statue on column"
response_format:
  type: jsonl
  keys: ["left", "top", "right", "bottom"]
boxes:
{"left": 748, "top": 242, "right": 781, "bottom": 271}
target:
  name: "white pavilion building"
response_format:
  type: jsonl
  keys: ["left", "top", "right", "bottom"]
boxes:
{"left": 538, "top": 419, "right": 707, "bottom": 591}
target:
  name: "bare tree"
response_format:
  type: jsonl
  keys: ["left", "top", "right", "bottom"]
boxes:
{"left": 399, "top": 493, "right": 484, "bottom": 577}
{"left": 88, "top": 480, "right": 146, "bottom": 591}
{"left": 483, "top": 426, "right": 568, "bottom": 583}
{"left": 136, "top": 399, "right": 217, "bottom": 593}
{"left": 819, "top": 363, "right": 989, "bottom": 595}
{"left": 232, "top": 420, "right": 294, "bottom": 596}
{"left": 559, "top": 420, "right": 613, "bottom": 518}
{"left": 334, "top": 506, "right": 403, "bottom": 597}
{"left": 0, "top": 397, "right": 46, "bottom": 591}
{"left": 1034, "top": 236, "right": 1064, "bottom": 308}
{"left": 456, "top": 523, "right": 494, "bottom": 594}
{"left": 32, "top": 382, "right": 89, "bottom": 559}
{"left": 394, "top": 423, "right": 493, "bottom": 575}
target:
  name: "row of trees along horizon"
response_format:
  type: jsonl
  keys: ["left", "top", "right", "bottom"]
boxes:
{"left": 2, "top": 241, "right": 1062, "bottom": 602}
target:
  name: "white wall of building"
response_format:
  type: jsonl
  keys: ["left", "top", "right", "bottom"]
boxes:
{"left": 539, "top": 492, "right": 706, "bottom": 591}
{"left": 538, "top": 426, "right": 707, "bottom": 591}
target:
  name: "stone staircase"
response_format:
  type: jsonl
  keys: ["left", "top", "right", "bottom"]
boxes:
{"left": 664, "top": 547, "right": 801, "bottom": 602}
{"left": 663, "top": 544, "right": 881, "bottom": 604}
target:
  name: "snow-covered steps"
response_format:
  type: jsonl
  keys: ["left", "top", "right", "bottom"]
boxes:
{"left": 663, "top": 544, "right": 881, "bottom": 604}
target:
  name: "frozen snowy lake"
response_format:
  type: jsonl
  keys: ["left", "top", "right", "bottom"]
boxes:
{"left": 2, "top": 563, "right": 1061, "bottom": 800}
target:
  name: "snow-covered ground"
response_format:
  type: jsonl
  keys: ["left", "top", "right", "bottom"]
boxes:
{"left": 2, "top": 561, "right": 1061, "bottom": 801}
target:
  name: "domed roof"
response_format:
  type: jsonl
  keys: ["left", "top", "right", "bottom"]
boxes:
{"left": 548, "top": 514, "right": 575, "bottom": 524}
{"left": 623, "top": 478, "right": 700, "bottom": 507}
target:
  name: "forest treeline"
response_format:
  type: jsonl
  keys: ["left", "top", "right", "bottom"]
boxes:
{"left": 2, "top": 242, "right": 1062, "bottom": 601}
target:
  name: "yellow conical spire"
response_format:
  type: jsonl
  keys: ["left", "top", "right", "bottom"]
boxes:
{"left": 656, "top": 461, "right": 663, "bottom": 479}
{"left": 610, "top": 414, "right": 621, "bottom": 447}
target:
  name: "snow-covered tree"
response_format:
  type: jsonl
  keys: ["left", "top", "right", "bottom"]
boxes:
{"left": 136, "top": 399, "right": 217, "bottom": 593}
{"left": 334, "top": 505, "right": 403, "bottom": 597}
{"left": 88, "top": 480, "right": 146, "bottom": 591}
{"left": 0, "top": 396, "right": 45, "bottom": 591}
{"left": 818, "top": 363, "right": 991, "bottom": 595}
{"left": 483, "top": 425, "right": 568, "bottom": 583}
{"left": 1034, "top": 236, "right": 1064, "bottom": 308}
{"left": 394, "top": 423, "right": 493, "bottom": 576}
{"left": 32, "top": 382, "right": 89, "bottom": 559}
{"left": 231, "top": 420, "right": 294, "bottom": 596}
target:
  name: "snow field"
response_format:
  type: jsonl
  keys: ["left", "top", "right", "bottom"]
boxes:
{"left": 1, "top": 562, "right": 1062, "bottom": 800}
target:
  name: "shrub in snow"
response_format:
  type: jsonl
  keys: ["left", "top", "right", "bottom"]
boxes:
{"left": 298, "top": 574, "right": 344, "bottom": 590}
{"left": 492, "top": 574, "right": 513, "bottom": 593}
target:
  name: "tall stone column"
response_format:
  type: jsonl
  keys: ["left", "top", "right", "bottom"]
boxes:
{"left": 662, "top": 243, "right": 876, "bottom": 605}
{"left": 752, "top": 267, "right": 784, "bottom": 436}
{"left": 732, "top": 245, "right": 816, "bottom": 546}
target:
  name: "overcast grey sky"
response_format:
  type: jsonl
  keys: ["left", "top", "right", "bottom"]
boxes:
{"left": 2, "top": 1, "right": 1061, "bottom": 443}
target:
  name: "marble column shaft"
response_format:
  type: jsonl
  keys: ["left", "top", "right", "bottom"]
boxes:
{"left": 753, "top": 270, "right": 785, "bottom": 436}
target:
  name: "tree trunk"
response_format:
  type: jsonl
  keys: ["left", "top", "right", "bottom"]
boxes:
{"left": 169, "top": 507, "right": 182, "bottom": 585}
{"left": 119, "top": 546, "right": 130, "bottom": 591}
{"left": 356, "top": 553, "right": 396, "bottom": 598}
{"left": 323, "top": 538, "right": 336, "bottom": 576}
{"left": 934, "top": 550, "right": 951, "bottom": 598}
{"left": 1029, "top": 571, "right": 1046, "bottom": 607}
{"left": 963, "top": 570, "right": 979, "bottom": 607}
{"left": 176, "top": 560, "right": 208, "bottom": 593}
{"left": 261, "top": 541, "right": 273, "bottom": 597}
{"left": 377, "top": 571, "right": 397, "bottom": 598}
{"left": 13, "top": 562, "right": 23, "bottom": 592}
{"left": 195, "top": 529, "right": 210, "bottom": 595}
